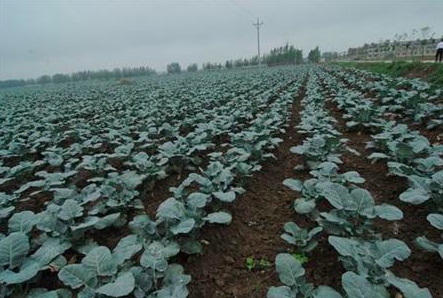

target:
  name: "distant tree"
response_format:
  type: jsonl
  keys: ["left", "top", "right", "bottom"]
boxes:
{"left": 203, "top": 62, "right": 222, "bottom": 71}
{"left": 36, "top": 75, "right": 52, "bottom": 84}
{"left": 187, "top": 63, "right": 198, "bottom": 72}
{"left": 322, "top": 51, "right": 340, "bottom": 62}
{"left": 52, "top": 73, "right": 71, "bottom": 84}
{"left": 202, "top": 63, "right": 211, "bottom": 71}
{"left": 167, "top": 63, "right": 181, "bottom": 74}
{"left": 250, "top": 56, "right": 259, "bottom": 66}
{"left": 112, "top": 68, "right": 123, "bottom": 79}
{"left": 234, "top": 59, "right": 244, "bottom": 68}
{"left": 263, "top": 43, "right": 303, "bottom": 66}
{"left": 26, "top": 78, "right": 36, "bottom": 85}
{"left": 419, "top": 26, "right": 435, "bottom": 42}
{"left": 308, "top": 47, "right": 321, "bottom": 63}
{"left": 0, "top": 79, "right": 27, "bottom": 89}
{"left": 225, "top": 60, "right": 233, "bottom": 69}
{"left": 0, "top": 65, "right": 156, "bottom": 89}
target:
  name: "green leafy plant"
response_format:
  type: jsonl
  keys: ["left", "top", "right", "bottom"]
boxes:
{"left": 246, "top": 256, "right": 256, "bottom": 271}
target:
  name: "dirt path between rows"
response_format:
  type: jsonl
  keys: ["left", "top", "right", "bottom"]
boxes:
{"left": 325, "top": 67, "right": 443, "bottom": 144}
{"left": 320, "top": 80, "right": 443, "bottom": 297}
{"left": 184, "top": 78, "right": 309, "bottom": 298}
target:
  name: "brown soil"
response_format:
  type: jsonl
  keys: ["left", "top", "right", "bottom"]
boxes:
{"left": 403, "top": 67, "right": 436, "bottom": 81}
{"left": 328, "top": 67, "right": 442, "bottom": 144}
{"left": 323, "top": 83, "right": 443, "bottom": 297}
{"left": 185, "top": 78, "right": 345, "bottom": 298}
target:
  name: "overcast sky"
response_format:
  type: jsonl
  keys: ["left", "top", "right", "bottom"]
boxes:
{"left": 0, "top": 0, "right": 442, "bottom": 80}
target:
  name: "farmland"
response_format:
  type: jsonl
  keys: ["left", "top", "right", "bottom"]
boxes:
{"left": 0, "top": 65, "right": 442, "bottom": 298}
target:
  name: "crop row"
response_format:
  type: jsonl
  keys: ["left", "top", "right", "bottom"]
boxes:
{"left": 267, "top": 68, "right": 437, "bottom": 298}
{"left": 0, "top": 68, "right": 305, "bottom": 297}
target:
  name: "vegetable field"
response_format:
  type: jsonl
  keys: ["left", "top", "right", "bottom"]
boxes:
{"left": 0, "top": 65, "right": 442, "bottom": 298}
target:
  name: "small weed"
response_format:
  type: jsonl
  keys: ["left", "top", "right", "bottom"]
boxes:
{"left": 292, "top": 253, "right": 309, "bottom": 264}
{"left": 245, "top": 256, "right": 273, "bottom": 271}
{"left": 246, "top": 256, "right": 256, "bottom": 271}
{"left": 259, "top": 258, "right": 272, "bottom": 268}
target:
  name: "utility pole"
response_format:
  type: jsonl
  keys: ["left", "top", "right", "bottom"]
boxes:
{"left": 253, "top": 17, "right": 264, "bottom": 65}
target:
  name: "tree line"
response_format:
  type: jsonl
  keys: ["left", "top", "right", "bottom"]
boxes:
{"left": 167, "top": 44, "right": 321, "bottom": 74}
{"left": 0, "top": 66, "right": 156, "bottom": 89}
{"left": 1, "top": 43, "right": 322, "bottom": 88}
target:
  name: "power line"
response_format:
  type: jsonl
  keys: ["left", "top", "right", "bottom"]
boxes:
{"left": 209, "top": 0, "right": 254, "bottom": 23}
{"left": 207, "top": 0, "right": 264, "bottom": 64}
{"left": 228, "top": 0, "right": 255, "bottom": 20}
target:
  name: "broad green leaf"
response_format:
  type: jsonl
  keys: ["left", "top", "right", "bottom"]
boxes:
{"left": 0, "top": 232, "right": 29, "bottom": 268}
{"left": 376, "top": 239, "right": 411, "bottom": 268}
{"left": 78, "top": 286, "right": 96, "bottom": 298}
{"left": 427, "top": 213, "right": 443, "bottom": 230}
{"left": 283, "top": 179, "right": 303, "bottom": 192}
{"left": 328, "top": 236, "right": 357, "bottom": 258}
{"left": 8, "top": 210, "right": 39, "bottom": 233}
{"left": 314, "top": 286, "right": 344, "bottom": 298}
{"left": 31, "top": 238, "right": 71, "bottom": 266}
{"left": 343, "top": 171, "right": 365, "bottom": 184}
{"left": 275, "top": 253, "right": 304, "bottom": 286}
{"left": 157, "top": 198, "right": 184, "bottom": 220}
{"left": 162, "top": 264, "right": 191, "bottom": 287}
{"left": 170, "top": 218, "right": 196, "bottom": 235}
{"left": 399, "top": 188, "right": 430, "bottom": 204}
{"left": 342, "top": 272, "right": 389, "bottom": 298}
{"left": 52, "top": 188, "right": 76, "bottom": 202}
{"left": 129, "top": 215, "right": 156, "bottom": 236}
{"left": 368, "top": 152, "right": 389, "bottom": 160}
{"left": 82, "top": 246, "right": 117, "bottom": 276}
{"left": 213, "top": 191, "right": 236, "bottom": 202}
{"left": 350, "top": 188, "right": 374, "bottom": 214}
{"left": 385, "top": 271, "right": 432, "bottom": 298}
{"left": 121, "top": 171, "right": 144, "bottom": 189}
{"left": 374, "top": 204, "right": 403, "bottom": 220}
{"left": 96, "top": 272, "right": 135, "bottom": 297}
{"left": 203, "top": 212, "right": 232, "bottom": 224}
{"left": 321, "top": 183, "right": 353, "bottom": 210}
{"left": 415, "top": 236, "right": 439, "bottom": 252}
{"left": 71, "top": 216, "right": 100, "bottom": 232}
{"left": 58, "top": 264, "right": 97, "bottom": 289}
{"left": 58, "top": 199, "right": 83, "bottom": 221}
{"left": 76, "top": 239, "right": 99, "bottom": 255}
{"left": 113, "top": 235, "right": 142, "bottom": 265}
{"left": 187, "top": 192, "right": 210, "bottom": 209}
{"left": 140, "top": 241, "right": 179, "bottom": 272}
{"left": 0, "top": 206, "right": 15, "bottom": 219}
{"left": 94, "top": 213, "right": 120, "bottom": 230}
{"left": 294, "top": 198, "right": 316, "bottom": 214}
{"left": 27, "top": 288, "right": 72, "bottom": 298}
{"left": 267, "top": 286, "right": 295, "bottom": 298}
{"left": 0, "top": 260, "right": 40, "bottom": 284}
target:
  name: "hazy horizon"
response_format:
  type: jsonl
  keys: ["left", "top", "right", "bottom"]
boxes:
{"left": 1, "top": 0, "right": 442, "bottom": 80}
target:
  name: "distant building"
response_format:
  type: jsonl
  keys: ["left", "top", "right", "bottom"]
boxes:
{"left": 344, "top": 38, "right": 441, "bottom": 61}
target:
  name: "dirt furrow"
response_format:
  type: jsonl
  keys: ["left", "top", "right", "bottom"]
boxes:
{"left": 321, "top": 83, "right": 443, "bottom": 297}
{"left": 184, "top": 80, "right": 309, "bottom": 298}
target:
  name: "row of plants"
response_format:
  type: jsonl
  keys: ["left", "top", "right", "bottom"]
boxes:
{"left": 325, "top": 65, "right": 443, "bottom": 130}
{"left": 267, "top": 71, "right": 432, "bottom": 298}
{"left": 320, "top": 67, "right": 443, "bottom": 266}
{"left": 0, "top": 67, "right": 308, "bottom": 296}
{"left": 0, "top": 70, "right": 295, "bottom": 237}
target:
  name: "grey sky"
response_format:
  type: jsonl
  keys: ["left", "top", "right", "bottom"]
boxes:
{"left": 0, "top": 0, "right": 442, "bottom": 80}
